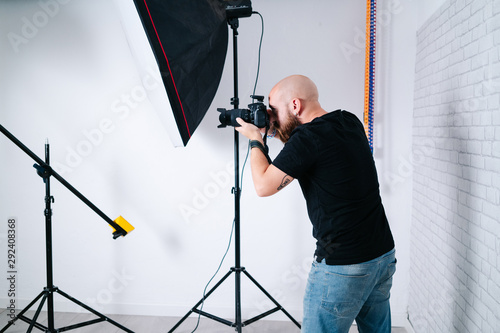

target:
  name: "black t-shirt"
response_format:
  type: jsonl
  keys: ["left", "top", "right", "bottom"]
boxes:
{"left": 272, "top": 110, "right": 394, "bottom": 265}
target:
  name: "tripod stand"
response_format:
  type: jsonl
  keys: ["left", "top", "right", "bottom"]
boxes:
{"left": 168, "top": 17, "right": 301, "bottom": 333}
{"left": 0, "top": 124, "right": 133, "bottom": 333}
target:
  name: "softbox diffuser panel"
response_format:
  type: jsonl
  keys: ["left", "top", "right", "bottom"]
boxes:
{"left": 115, "top": 0, "right": 228, "bottom": 147}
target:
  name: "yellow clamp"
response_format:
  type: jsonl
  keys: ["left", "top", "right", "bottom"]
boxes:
{"left": 111, "top": 216, "right": 135, "bottom": 235}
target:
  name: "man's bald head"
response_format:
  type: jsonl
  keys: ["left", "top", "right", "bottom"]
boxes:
{"left": 270, "top": 75, "right": 319, "bottom": 106}
{"left": 267, "top": 75, "right": 326, "bottom": 142}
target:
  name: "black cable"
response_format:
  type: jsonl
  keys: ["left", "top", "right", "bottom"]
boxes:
{"left": 252, "top": 11, "right": 264, "bottom": 100}
{"left": 190, "top": 143, "right": 249, "bottom": 333}
{"left": 241, "top": 139, "right": 250, "bottom": 193}
{"left": 190, "top": 218, "right": 235, "bottom": 333}
{"left": 249, "top": 11, "right": 270, "bottom": 151}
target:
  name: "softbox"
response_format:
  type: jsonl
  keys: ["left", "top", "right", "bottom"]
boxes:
{"left": 115, "top": 0, "right": 228, "bottom": 147}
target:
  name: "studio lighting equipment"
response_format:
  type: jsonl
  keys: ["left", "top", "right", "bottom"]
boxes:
{"left": 115, "top": 0, "right": 229, "bottom": 147}
{"left": 0, "top": 124, "right": 134, "bottom": 333}
{"left": 223, "top": 0, "right": 253, "bottom": 19}
{"left": 115, "top": 0, "right": 301, "bottom": 331}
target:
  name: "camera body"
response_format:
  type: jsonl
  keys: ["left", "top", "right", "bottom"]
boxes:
{"left": 218, "top": 95, "right": 268, "bottom": 128}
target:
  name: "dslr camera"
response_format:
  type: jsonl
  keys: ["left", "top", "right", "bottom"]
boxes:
{"left": 217, "top": 95, "right": 268, "bottom": 128}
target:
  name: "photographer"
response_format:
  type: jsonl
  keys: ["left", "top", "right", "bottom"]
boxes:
{"left": 235, "top": 74, "right": 396, "bottom": 333}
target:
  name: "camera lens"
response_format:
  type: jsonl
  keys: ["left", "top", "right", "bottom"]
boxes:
{"left": 217, "top": 95, "right": 268, "bottom": 129}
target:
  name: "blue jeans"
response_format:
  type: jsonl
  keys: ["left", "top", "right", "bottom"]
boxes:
{"left": 302, "top": 249, "right": 396, "bottom": 333}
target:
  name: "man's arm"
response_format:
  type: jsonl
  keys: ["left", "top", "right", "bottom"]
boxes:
{"left": 235, "top": 118, "right": 294, "bottom": 197}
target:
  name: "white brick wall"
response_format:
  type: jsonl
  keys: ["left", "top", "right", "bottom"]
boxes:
{"left": 410, "top": 0, "right": 500, "bottom": 332}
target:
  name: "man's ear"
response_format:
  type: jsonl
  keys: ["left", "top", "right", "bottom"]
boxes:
{"left": 291, "top": 98, "right": 302, "bottom": 115}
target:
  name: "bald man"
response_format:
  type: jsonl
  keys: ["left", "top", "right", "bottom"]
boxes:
{"left": 236, "top": 75, "right": 396, "bottom": 333}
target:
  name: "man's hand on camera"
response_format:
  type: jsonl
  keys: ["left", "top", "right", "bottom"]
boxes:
{"left": 235, "top": 118, "right": 263, "bottom": 142}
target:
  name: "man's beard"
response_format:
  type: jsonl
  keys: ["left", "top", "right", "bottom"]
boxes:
{"left": 271, "top": 112, "right": 302, "bottom": 143}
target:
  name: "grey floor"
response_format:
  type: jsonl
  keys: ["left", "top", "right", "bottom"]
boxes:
{"left": 0, "top": 309, "right": 408, "bottom": 332}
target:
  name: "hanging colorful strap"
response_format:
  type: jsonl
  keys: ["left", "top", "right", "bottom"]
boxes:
{"left": 364, "top": 0, "right": 376, "bottom": 153}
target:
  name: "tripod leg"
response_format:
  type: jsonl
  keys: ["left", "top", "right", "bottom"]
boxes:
{"left": 56, "top": 289, "right": 134, "bottom": 333}
{"left": 168, "top": 269, "right": 234, "bottom": 333}
{"left": 235, "top": 269, "right": 242, "bottom": 333}
{"left": 0, "top": 291, "right": 46, "bottom": 333}
{"left": 242, "top": 270, "right": 301, "bottom": 329}
{"left": 47, "top": 288, "right": 55, "bottom": 331}
{"left": 26, "top": 293, "right": 48, "bottom": 333}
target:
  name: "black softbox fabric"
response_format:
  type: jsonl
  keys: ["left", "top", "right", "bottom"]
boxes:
{"left": 132, "top": 0, "right": 228, "bottom": 146}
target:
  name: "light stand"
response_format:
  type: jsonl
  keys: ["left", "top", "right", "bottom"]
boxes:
{"left": 168, "top": 15, "right": 301, "bottom": 333}
{"left": 0, "top": 124, "right": 134, "bottom": 333}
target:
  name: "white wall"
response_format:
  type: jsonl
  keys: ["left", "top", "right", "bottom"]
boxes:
{"left": 410, "top": 0, "right": 500, "bottom": 331}
{"left": 0, "top": 0, "right": 416, "bottom": 328}
{"left": 416, "top": 0, "right": 448, "bottom": 29}
{"left": 373, "top": 0, "right": 418, "bottom": 327}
